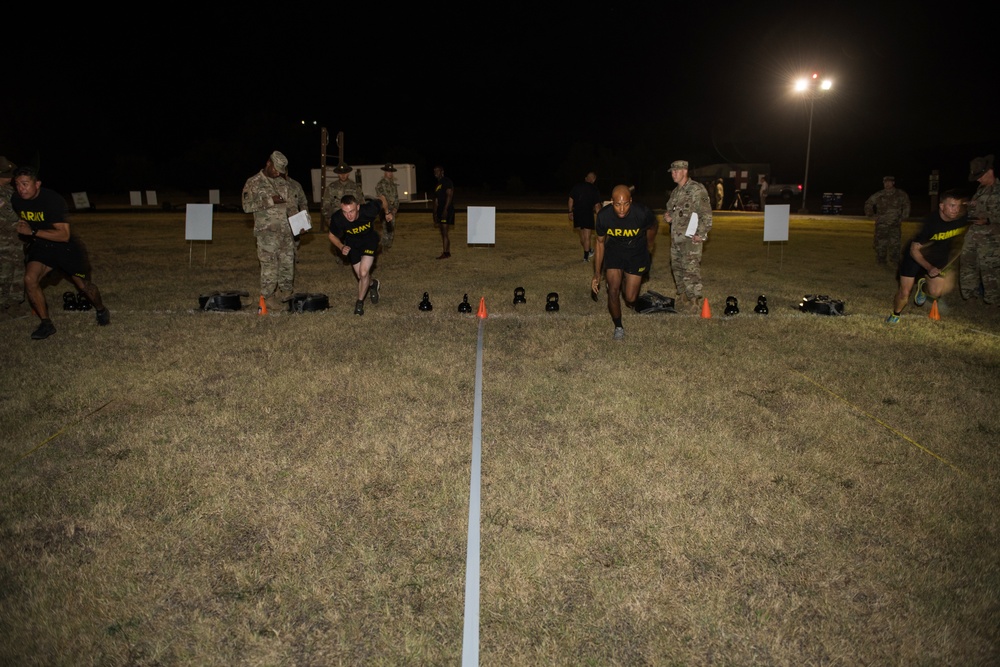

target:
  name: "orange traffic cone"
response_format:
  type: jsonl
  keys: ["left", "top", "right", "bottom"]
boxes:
{"left": 701, "top": 297, "right": 712, "bottom": 319}
{"left": 258, "top": 295, "right": 268, "bottom": 315}
{"left": 477, "top": 297, "right": 487, "bottom": 319}
{"left": 929, "top": 300, "right": 940, "bottom": 321}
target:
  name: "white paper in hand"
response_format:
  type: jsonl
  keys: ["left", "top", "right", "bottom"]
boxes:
{"left": 685, "top": 212, "right": 699, "bottom": 238}
{"left": 288, "top": 210, "right": 312, "bottom": 235}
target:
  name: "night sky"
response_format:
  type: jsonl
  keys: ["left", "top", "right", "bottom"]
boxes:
{"left": 3, "top": 3, "right": 994, "bottom": 205}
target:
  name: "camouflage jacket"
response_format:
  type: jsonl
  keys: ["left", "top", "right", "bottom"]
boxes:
{"left": 969, "top": 180, "right": 999, "bottom": 225}
{"left": 666, "top": 179, "right": 713, "bottom": 238}
{"left": 1, "top": 182, "right": 21, "bottom": 247}
{"left": 321, "top": 178, "right": 365, "bottom": 221}
{"left": 242, "top": 170, "right": 291, "bottom": 233}
{"left": 375, "top": 177, "right": 399, "bottom": 212}
{"left": 864, "top": 188, "right": 910, "bottom": 222}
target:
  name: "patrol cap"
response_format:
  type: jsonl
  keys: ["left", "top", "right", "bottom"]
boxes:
{"left": 333, "top": 162, "right": 353, "bottom": 174}
{"left": 883, "top": 175, "right": 895, "bottom": 182}
{"left": 670, "top": 160, "right": 689, "bottom": 170}
{"left": 969, "top": 154, "right": 994, "bottom": 180}
{"left": 381, "top": 163, "right": 397, "bottom": 172}
{"left": 269, "top": 151, "right": 288, "bottom": 175}
{"left": 0, "top": 156, "right": 16, "bottom": 178}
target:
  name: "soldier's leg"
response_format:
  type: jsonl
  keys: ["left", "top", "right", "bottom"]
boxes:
{"left": 605, "top": 268, "right": 624, "bottom": 320}
{"left": 888, "top": 226, "right": 901, "bottom": 267}
{"left": 275, "top": 231, "right": 296, "bottom": 295}
{"left": 683, "top": 243, "right": 704, "bottom": 304}
{"left": 255, "top": 232, "right": 279, "bottom": 297}
{"left": 23, "top": 261, "right": 51, "bottom": 320}
{"left": 980, "top": 232, "right": 1000, "bottom": 304}
{"left": 69, "top": 274, "right": 105, "bottom": 311}
{"left": 959, "top": 232, "right": 979, "bottom": 299}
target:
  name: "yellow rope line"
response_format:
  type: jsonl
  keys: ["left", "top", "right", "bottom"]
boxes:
{"left": 9, "top": 399, "right": 114, "bottom": 469}
{"left": 789, "top": 368, "right": 965, "bottom": 476}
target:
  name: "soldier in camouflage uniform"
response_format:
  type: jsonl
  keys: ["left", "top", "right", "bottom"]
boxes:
{"left": 321, "top": 162, "right": 365, "bottom": 224}
{"left": 375, "top": 163, "right": 399, "bottom": 250}
{"left": 242, "top": 151, "right": 297, "bottom": 312}
{"left": 960, "top": 154, "right": 1000, "bottom": 305}
{"left": 664, "top": 160, "right": 713, "bottom": 312}
{"left": 0, "top": 156, "right": 26, "bottom": 316}
{"left": 864, "top": 175, "right": 911, "bottom": 266}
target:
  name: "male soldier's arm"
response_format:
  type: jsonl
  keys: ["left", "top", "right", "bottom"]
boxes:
{"left": 901, "top": 191, "right": 911, "bottom": 220}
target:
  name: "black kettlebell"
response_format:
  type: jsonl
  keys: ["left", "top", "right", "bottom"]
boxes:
{"left": 724, "top": 296, "right": 739, "bottom": 316}
{"left": 754, "top": 295, "right": 769, "bottom": 315}
{"left": 419, "top": 292, "right": 433, "bottom": 311}
{"left": 458, "top": 294, "right": 472, "bottom": 313}
{"left": 545, "top": 292, "right": 559, "bottom": 312}
{"left": 513, "top": 287, "right": 526, "bottom": 305}
{"left": 63, "top": 291, "right": 78, "bottom": 311}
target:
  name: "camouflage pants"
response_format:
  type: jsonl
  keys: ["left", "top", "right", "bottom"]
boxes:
{"left": 380, "top": 211, "right": 395, "bottom": 250}
{"left": 670, "top": 234, "right": 704, "bottom": 301}
{"left": 959, "top": 224, "right": 999, "bottom": 304}
{"left": 0, "top": 241, "right": 25, "bottom": 305}
{"left": 873, "top": 220, "right": 901, "bottom": 265}
{"left": 255, "top": 226, "right": 295, "bottom": 297}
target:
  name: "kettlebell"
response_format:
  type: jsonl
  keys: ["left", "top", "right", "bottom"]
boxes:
{"left": 419, "top": 292, "right": 433, "bottom": 311}
{"left": 545, "top": 292, "right": 559, "bottom": 312}
{"left": 724, "top": 296, "right": 739, "bottom": 316}
{"left": 513, "top": 286, "right": 526, "bottom": 305}
{"left": 63, "top": 291, "right": 78, "bottom": 311}
{"left": 458, "top": 294, "right": 472, "bottom": 313}
{"left": 754, "top": 295, "right": 769, "bottom": 315}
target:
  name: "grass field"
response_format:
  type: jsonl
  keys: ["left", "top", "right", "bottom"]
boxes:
{"left": 1, "top": 207, "right": 998, "bottom": 666}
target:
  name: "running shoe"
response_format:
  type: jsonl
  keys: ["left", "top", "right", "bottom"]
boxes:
{"left": 96, "top": 308, "right": 111, "bottom": 325}
{"left": 914, "top": 277, "right": 927, "bottom": 306}
{"left": 369, "top": 279, "right": 380, "bottom": 304}
{"left": 31, "top": 319, "right": 56, "bottom": 339}
{"left": 885, "top": 313, "right": 900, "bottom": 324}
{"left": 354, "top": 300, "right": 365, "bottom": 316}
{"left": 613, "top": 326, "right": 625, "bottom": 341}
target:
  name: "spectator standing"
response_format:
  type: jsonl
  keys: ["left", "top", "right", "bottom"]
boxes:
{"left": 759, "top": 175, "right": 769, "bottom": 211}
{"left": 242, "top": 150, "right": 297, "bottom": 312}
{"left": 568, "top": 170, "right": 602, "bottom": 261}
{"left": 715, "top": 178, "right": 725, "bottom": 211}
{"left": 375, "top": 163, "right": 400, "bottom": 250}
{"left": 11, "top": 166, "right": 110, "bottom": 339}
{"left": 0, "top": 156, "right": 26, "bottom": 316}
{"left": 432, "top": 165, "right": 455, "bottom": 259}
{"left": 864, "top": 175, "right": 911, "bottom": 266}
{"left": 591, "top": 185, "right": 657, "bottom": 341}
{"left": 959, "top": 154, "right": 999, "bottom": 305}
{"left": 321, "top": 162, "right": 365, "bottom": 223}
{"left": 664, "top": 160, "right": 713, "bottom": 312}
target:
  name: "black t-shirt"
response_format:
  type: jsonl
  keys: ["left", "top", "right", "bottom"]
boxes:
{"left": 569, "top": 181, "right": 602, "bottom": 220}
{"left": 912, "top": 210, "right": 968, "bottom": 267}
{"left": 11, "top": 187, "right": 70, "bottom": 249}
{"left": 596, "top": 201, "right": 656, "bottom": 250}
{"left": 434, "top": 175, "right": 455, "bottom": 213}
{"left": 329, "top": 199, "right": 381, "bottom": 244}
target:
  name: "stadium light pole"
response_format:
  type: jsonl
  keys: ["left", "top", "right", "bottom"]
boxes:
{"left": 794, "top": 73, "right": 833, "bottom": 214}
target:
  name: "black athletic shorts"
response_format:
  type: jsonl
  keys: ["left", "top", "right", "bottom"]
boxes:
{"left": 345, "top": 234, "right": 379, "bottom": 265}
{"left": 26, "top": 239, "right": 90, "bottom": 278}
{"left": 603, "top": 243, "right": 650, "bottom": 276}
{"left": 436, "top": 209, "right": 455, "bottom": 226}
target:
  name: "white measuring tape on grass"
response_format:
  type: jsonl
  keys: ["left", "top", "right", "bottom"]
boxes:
{"left": 461, "top": 307, "right": 486, "bottom": 666}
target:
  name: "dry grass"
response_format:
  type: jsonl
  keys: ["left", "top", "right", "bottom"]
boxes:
{"left": 1, "top": 207, "right": 998, "bottom": 666}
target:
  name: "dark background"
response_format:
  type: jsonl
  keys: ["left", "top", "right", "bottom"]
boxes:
{"left": 2, "top": 2, "right": 994, "bottom": 212}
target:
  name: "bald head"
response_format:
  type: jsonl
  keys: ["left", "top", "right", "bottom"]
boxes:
{"left": 611, "top": 185, "right": 632, "bottom": 218}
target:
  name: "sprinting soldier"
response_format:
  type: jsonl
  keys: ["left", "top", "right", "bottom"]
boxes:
{"left": 285, "top": 172, "right": 311, "bottom": 262}
{"left": 885, "top": 189, "right": 968, "bottom": 323}
{"left": 568, "top": 170, "right": 602, "bottom": 261}
{"left": 664, "top": 160, "right": 713, "bottom": 312}
{"left": 375, "top": 163, "right": 400, "bottom": 250}
{"left": 242, "top": 151, "right": 297, "bottom": 312}
{"left": 591, "top": 184, "right": 657, "bottom": 341}
{"left": 321, "top": 162, "right": 364, "bottom": 223}
{"left": 864, "top": 175, "right": 911, "bottom": 266}
{"left": 11, "top": 166, "right": 110, "bottom": 339}
{"left": 959, "top": 154, "right": 999, "bottom": 305}
{"left": 432, "top": 165, "right": 455, "bottom": 259}
{"left": 328, "top": 194, "right": 393, "bottom": 315}
{"left": 0, "top": 156, "right": 26, "bottom": 316}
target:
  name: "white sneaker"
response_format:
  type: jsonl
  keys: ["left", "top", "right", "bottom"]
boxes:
{"left": 612, "top": 327, "right": 625, "bottom": 341}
